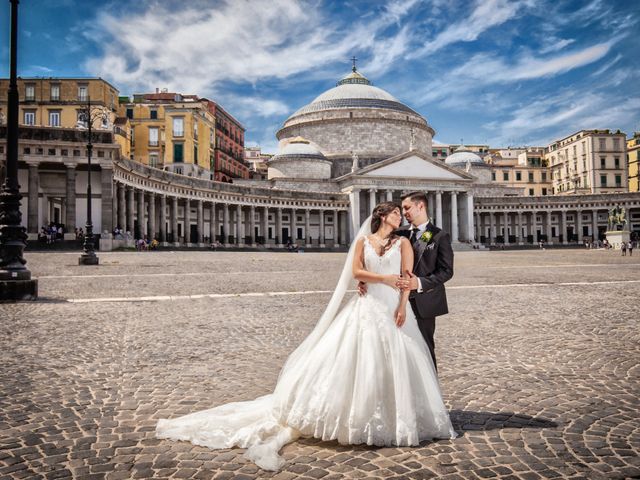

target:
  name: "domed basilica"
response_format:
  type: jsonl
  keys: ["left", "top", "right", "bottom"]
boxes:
{"left": 102, "top": 65, "right": 638, "bottom": 251}
{"left": 257, "top": 66, "right": 506, "bottom": 243}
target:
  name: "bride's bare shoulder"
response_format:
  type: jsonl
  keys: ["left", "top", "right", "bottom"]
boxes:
{"left": 396, "top": 236, "right": 410, "bottom": 246}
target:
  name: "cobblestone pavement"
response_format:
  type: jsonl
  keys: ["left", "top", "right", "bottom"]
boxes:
{"left": 1, "top": 249, "right": 639, "bottom": 480}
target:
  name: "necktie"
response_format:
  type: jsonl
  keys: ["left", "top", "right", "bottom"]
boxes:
{"left": 409, "top": 227, "right": 419, "bottom": 244}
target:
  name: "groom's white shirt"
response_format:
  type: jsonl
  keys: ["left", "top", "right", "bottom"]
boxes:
{"left": 411, "top": 220, "right": 430, "bottom": 293}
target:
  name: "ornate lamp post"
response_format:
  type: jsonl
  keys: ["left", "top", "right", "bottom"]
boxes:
{"left": 0, "top": 0, "right": 38, "bottom": 301}
{"left": 77, "top": 98, "right": 108, "bottom": 265}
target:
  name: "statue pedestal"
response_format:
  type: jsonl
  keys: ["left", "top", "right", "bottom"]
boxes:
{"left": 605, "top": 230, "right": 630, "bottom": 249}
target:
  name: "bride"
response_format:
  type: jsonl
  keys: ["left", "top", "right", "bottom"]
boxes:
{"left": 156, "top": 202, "right": 456, "bottom": 470}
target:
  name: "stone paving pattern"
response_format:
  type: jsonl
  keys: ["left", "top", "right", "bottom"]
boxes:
{"left": 1, "top": 249, "right": 639, "bottom": 480}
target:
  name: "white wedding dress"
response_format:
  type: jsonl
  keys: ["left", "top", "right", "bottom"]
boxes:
{"left": 157, "top": 221, "right": 456, "bottom": 471}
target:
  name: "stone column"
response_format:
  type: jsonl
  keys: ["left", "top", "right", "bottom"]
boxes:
{"left": 27, "top": 163, "right": 39, "bottom": 234}
{"left": 148, "top": 192, "right": 156, "bottom": 240}
{"left": 450, "top": 191, "right": 458, "bottom": 242}
{"left": 159, "top": 195, "right": 167, "bottom": 243}
{"left": 369, "top": 188, "right": 377, "bottom": 213}
{"left": 250, "top": 205, "right": 256, "bottom": 247}
{"left": 209, "top": 202, "right": 217, "bottom": 244}
{"left": 428, "top": 192, "right": 435, "bottom": 221}
{"left": 64, "top": 164, "right": 75, "bottom": 233}
{"left": 171, "top": 196, "right": 179, "bottom": 246}
{"left": 349, "top": 189, "right": 360, "bottom": 240}
{"left": 223, "top": 203, "right": 230, "bottom": 246}
{"left": 502, "top": 211, "right": 509, "bottom": 245}
{"left": 561, "top": 210, "right": 568, "bottom": 244}
{"left": 136, "top": 189, "right": 145, "bottom": 239}
{"left": 236, "top": 204, "right": 243, "bottom": 246}
{"left": 531, "top": 211, "right": 538, "bottom": 243}
{"left": 169, "top": 197, "right": 180, "bottom": 247}
{"left": 545, "top": 210, "right": 553, "bottom": 244}
{"left": 319, "top": 210, "right": 325, "bottom": 247}
{"left": 101, "top": 167, "right": 113, "bottom": 235}
{"left": 197, "top": 199, "right": 204, "bottom": 245}
{"left": 465, "top": 193, "right": 474, "bottom": 242}
{"left": 183, "top": 198, "right": 191, "bottom": 245}
{"left": 517, "top": 211, "right": 523, "bottom": 245}
{"left": 591, "top": 210, "right": 599, "bottom": 241}
{"left": 475, "top": 212, "right": 481, "bottom": 243}
{"left": 489, "top": 212, "right": 496, "bottom": 245}
{"left": 305, "top": 209, "right": 311, "bottom": 247}
{"left": 339, "top": 210, "right": 348, "bottom": 246}
{"left": 117, "top": 183, "right": 126, "bottom": 232}
{"left": 111, "top": 182, "right": 117, "bottom": 236}
{"left": 386, "top": 190, "right": 393, "bottom": 202}
{"left": 576, "top": 209, "right": 583, "bottom": 243}
{"left": 290, "top": 208, "right": 297, "bottom": 244}
{"left": 276, "top": 207, "right": 283, "bottom": 247}
{"left": 262, "top": 206, "right": 269, "bottom": 245}
{"left": 126, "top": 187, "right": 135, "bottom": 237}
{"left": 435, "top": 191, "right": 443, "bottom": 228}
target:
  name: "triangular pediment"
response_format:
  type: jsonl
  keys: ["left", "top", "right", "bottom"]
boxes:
{"left": 358, "top": 152, "right": 471, "bottom": 180}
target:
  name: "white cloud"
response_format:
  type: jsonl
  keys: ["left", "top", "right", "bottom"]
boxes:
{"left": 414, "top": 39, "right": 617, "bottom": 106}
{"left": 227, "top": 97, "right": 290, "bottom": 119}
{"left": 26, "top": 65, "right": 54, "bottom": 74}
{"left": 592, "top": 53, "right": 622, "bottom": 76}
{"left": 458, "top": 40, "right": 616, "bottom": 82}
{"left": 364, "top": 26, "right": 411, "bottom": 77}
{"left": 408, "top": 0, "right": 526, "bottom": 58}
{"left": 482, "top": 91, "right": 640, "bottom": 146}
{"left": 84, "top": 0, "right": 416, "bottom": 97}
{"left": 539, "top": 38, "right": 575, "bottom": 54}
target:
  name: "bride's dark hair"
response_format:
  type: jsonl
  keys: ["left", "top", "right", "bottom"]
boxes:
{"left": 371, "top": 201, "right": 401, "bottom": 234}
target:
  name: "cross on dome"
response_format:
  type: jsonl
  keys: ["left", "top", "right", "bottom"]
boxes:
{"left": 337, "top": 57, "right": 372, "bottom": 87}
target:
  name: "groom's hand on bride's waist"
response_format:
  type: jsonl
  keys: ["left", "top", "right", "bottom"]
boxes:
{"left": 357, "top": 281, "right": 368, "bottom": 296}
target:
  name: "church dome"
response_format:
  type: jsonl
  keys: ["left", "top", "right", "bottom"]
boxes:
{"left": 273, "top": 136, "right": 326, "bottom": 157}
{"left": 276, "top": 64, "right": 435, "bottom": 177}
{"left": 445, "top": 145, "right": 487, "bottom": 168}
{"left": 287, "top": 69, "right": 420, "bottom": 119}
{"left": 267, "top": 137, "right": 331, "bottom": 180}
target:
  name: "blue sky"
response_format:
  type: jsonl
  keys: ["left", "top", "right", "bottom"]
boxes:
{"left": 1, "top": 0, "right": 638, "bottom": 153}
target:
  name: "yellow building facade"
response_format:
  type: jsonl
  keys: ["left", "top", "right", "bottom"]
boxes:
{"left": 628, "top": 133, "right": 639, "bottom": 193}
{"left": 118, "top": 93, "right": 216, "bottom": 178}
{"left": 545, "top": 129, "right": 628, "bottom": 195}
{"left": 0, "top": 77, "right": 119, "bottom": 129}
{"left": 486, "top": 148, "right": 551, "bottom": 196}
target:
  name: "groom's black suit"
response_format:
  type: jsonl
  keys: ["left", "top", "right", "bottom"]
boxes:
{"left": 396, "top": 222, "right": 454, "bottom": 370}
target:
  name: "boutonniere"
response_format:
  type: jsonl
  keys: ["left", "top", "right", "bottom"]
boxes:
{"left": 420, "top": 231, "right": 433, "bottom": 243}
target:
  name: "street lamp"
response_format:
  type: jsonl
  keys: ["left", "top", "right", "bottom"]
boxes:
{"left": 77, "top": 97, "right": 109, "bottom": 266}
{"left": 0, "top": 0, "right": 38, "bottom": 301}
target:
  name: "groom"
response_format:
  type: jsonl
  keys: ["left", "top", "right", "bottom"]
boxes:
{"left": 396, "top": 191, "right": 454, "bottom": 371}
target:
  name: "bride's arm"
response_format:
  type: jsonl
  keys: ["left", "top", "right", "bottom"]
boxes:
{"left": 395, "top": 238, "right": 414, "bottom": 326}
{"left": 352, "top": 238, "right": 399, "bottom": 287}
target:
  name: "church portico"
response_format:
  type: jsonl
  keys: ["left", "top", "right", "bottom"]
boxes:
{"left": 336, "top": 151, "right": 475, "bottom": 244}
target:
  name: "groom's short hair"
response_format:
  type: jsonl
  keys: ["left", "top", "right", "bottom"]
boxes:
{"left": 401, "top": 191, "right": 428, "bottom": 208}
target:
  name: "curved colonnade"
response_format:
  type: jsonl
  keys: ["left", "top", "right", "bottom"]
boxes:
{"left": 475, "top": 194, "right": 640, "bottom": 245}
{"left": 112, "top": 159, "right": 350, "bottom": 248}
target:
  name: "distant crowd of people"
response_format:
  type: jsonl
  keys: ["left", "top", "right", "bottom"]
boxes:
{"left": 620, "top": 240, "right": 635, "bottom": 256}
{"left": 38, "top": 223, "right": 65, "bottom": 244}
{"left": 135, "top": 236, "right": 159, "bottom": 251}
{"left": 584, "top": 238, "right": 636, "bottom": 255}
